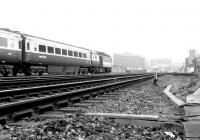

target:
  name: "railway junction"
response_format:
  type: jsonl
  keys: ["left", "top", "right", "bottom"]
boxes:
{"left": 0, "top": 73, "right": 199, "bottom": 139}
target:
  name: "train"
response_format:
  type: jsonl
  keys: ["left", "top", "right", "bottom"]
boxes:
{"left": 0, "top": 28, "right": 112, "bottom": 76}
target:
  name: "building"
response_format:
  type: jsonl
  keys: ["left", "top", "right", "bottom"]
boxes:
{"left": 185, "top": 49, "right": 197, "bottom": 73}
{"left": 148, "top": 59, "right": 172, "bottom": 72}
{"left": 112, "top": 53, "right": 146, "bottom": 73}
{"left": 189, "top": 49, "right": 196, "bottom": 65}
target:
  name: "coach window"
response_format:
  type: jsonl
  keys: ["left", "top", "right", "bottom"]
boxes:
{"left": 83, "top": 53, "right": 87, "bottom": 58}
{"left": 39, "top": 45, "right": 46, "bottom": 52}
{"left": 27, "top": 42, "right": 30, "bottom": 50}
{"left": 10, "top": 39, "right": 14, "bottom": 48}
{"left": 68, "top": 50, "right": 73, "bottom": 56}
{"left": 48, "top": 46, "right": 54, "bottom": 54}
{"left": 0, "top": 37, "right": 8, "bottom": 47}
{"left": 74, "top": 51, "right": 78, "bottom": 57}
{"left": 55, "top": 48, "right": 61, "bottom": 55}
{"left": 79, "top": 52, "right": 82, "bottom": 58}
{"left": 18, "top": 41, "right": 22, "bottom": 49}
{"left": 62, "top": 49, "right": 67, "bottom": 56}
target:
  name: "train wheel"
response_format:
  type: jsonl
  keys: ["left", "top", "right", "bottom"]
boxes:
{"left": 25, "top": 72, "right": 31, "bottom": 76}
{"left": 38, "top": 71, "right": 43, "bottom": 76}
{"left": 12, "top": 71, "right": 17, "bottom": 76}
{"left": 3, "top": 72, "right": 9, "bottom": 77}
{"left": 12, "top": 67, "right": 18, "bottom": 76}
{"left": 2, "top": 67, "right": 9, "bottom": 77}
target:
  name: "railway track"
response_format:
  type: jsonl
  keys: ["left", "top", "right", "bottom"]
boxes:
{"left": 0, "top": 73, "right": 158, "bottom": 124}
{"left": 0, "top": 73, "right": 147, "bottom": 90}
{"left": 0, "top": 73, "right": 141, "bottom": 80}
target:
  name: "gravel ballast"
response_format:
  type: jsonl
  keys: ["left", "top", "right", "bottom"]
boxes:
{"left": 86, "top": 76, "right": 184, "bottom": 119}
{"left": 0, "top": 74, "right": 193, "bottom": 140}
{"left": 0, "top": 115, "right": 184, "bottom": 140}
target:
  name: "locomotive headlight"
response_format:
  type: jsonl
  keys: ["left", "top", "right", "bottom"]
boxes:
{"left": 8, "top": 53, "right": 12, "bottom": 55}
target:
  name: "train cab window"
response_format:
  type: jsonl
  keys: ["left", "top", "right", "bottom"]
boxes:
{"left": 27, "top": 42, "right": 30, "bottom": 50}
{"left": 68, "top": 50, "right": 73, "bottom": 56}
{"left": 62, "top": 49, "right": 67, "bottom": 56}
{"left": 39, "top": 45, "right": 46, "bottom": 52}
{"left": 0, "top": 37, "right": 7, "bottom": 47}
{"left": 55, "top": 48, "right": 61, "bottom": 55}
{"left": 48, "top": 46, "right": 54, "bottom": 54}
{"left": 18, "top": 41, "right": 22, "bottom": 49}
{"left": 74, "top": 51, "right": 78, "bottom": 57}
{"left": 78, "top": 52, "right": 82, "bottom": 58}
{"left": 83, "top": 53, "right": 87, "bottom": 58}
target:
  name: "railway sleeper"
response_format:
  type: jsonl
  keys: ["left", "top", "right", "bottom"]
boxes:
{"left": 0, "top": 86, "right": 9, "bottom": 90}
{"left": 0, "top": 97, "right": 12, "bottom": 102}
{"left": 91, "top": 92, "right": 99, "bottom": 97}
{"left": 59, "top": 88, "right": 69, "bottom": 92}
{"left": 110, "top": 87, "right": 115, "bottom": 92}
{"left": 28, "top": 92, "right": 40, "bottom": 97}
{"left": 0, "top": 116, "right": 7, "bottom": 125}
{"left": 98, "top": 91, "right": 105, "bottom": 95}
{"left": 34, "top": 104, "right": 54, "bottom": 114}
{"left": 70, "top": 97, "right": 82, "bottom": 103}
{"left": 75, "top": 86, "right": 81, "bottom": 89}
{"left": 40, "top": 91, "right": 50, "bottom": 96}
{"left": 100, "top": 94, "right": 118, "bottom": 99}
{"left": 51, "top": 89, "right": 60, "bottom": 94}
{"left": 11, "top": 109, "right": 33, "bottom": 122}
{"left": 69, "top": 87, "right": 75, "bottom": 90}
{"left": 13, "top": 94, "right": 27, "bottom": 100}
{"left": 55, "top": 100, "right": 70, "bottom": 108}
{"left": 82, "top": 85, "right": 87, "bottom": 88}
{"left": 106, "top": 88, "right": 113, "bottom": 93}
{"left": 73, "top": 103, "right": 92, "bottom": 108}
{"left": 93, "top": 97, "right": 108, "bottom": 100}
{"left": 82, "top": 95, "right": 90, "bottom": 100}
{"left": 102, "top": 93, "right": 121, "bottom": 96}
{"left": 55, "top": 107, "right": 86, "bottom": 114}
{"left": 83, "top": 99, "right": 103, "bottom": 104}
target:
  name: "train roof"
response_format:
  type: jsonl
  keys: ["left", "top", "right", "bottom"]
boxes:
{"left": 24, "top": 33, "right": 91, "bottom": 51}
{"left": 0, "top": 28, "right": 21, "bottom": 35}
{"left": 0, "top": 28, "right": 90, "bottom": 51}
{"left": 97, "top": 51, "right": 111, "bottom": 57}
{"left": 0, "top": 28, "right": 111, "bottom": 55}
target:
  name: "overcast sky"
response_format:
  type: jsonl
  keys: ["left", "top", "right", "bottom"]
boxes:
{"left": 1, "top": 0, "right": 200, "bottom": 64}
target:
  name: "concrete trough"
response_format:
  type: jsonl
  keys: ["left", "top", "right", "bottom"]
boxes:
{"left": 164, "top": 85, "right": 185, "bottom": 107}
{"left": 83, "top": 112, "right": 183, "bottom": 128}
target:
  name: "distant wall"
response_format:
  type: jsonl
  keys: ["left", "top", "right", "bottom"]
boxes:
{"left": 112, "top": 65, "right": 127, "bottom": 73}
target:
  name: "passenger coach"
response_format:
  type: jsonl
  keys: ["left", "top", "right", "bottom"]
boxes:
{"left": 0, "top": 28, "right": 112, "bottom": 76}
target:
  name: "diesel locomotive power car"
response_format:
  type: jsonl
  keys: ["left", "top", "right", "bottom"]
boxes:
{"left": 0, "top": 28, "right": 112, "bottom": 76}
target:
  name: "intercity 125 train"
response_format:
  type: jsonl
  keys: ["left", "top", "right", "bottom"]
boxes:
{"left": 0, "top": 28, "right": 112, "bottom": 76}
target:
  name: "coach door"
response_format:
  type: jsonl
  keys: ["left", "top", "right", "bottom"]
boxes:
{"left": 25, "top": 40, "right": 32, "bottom": 62}
{"left": 99, "top": 56, "right": 103, "bottom": 67}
